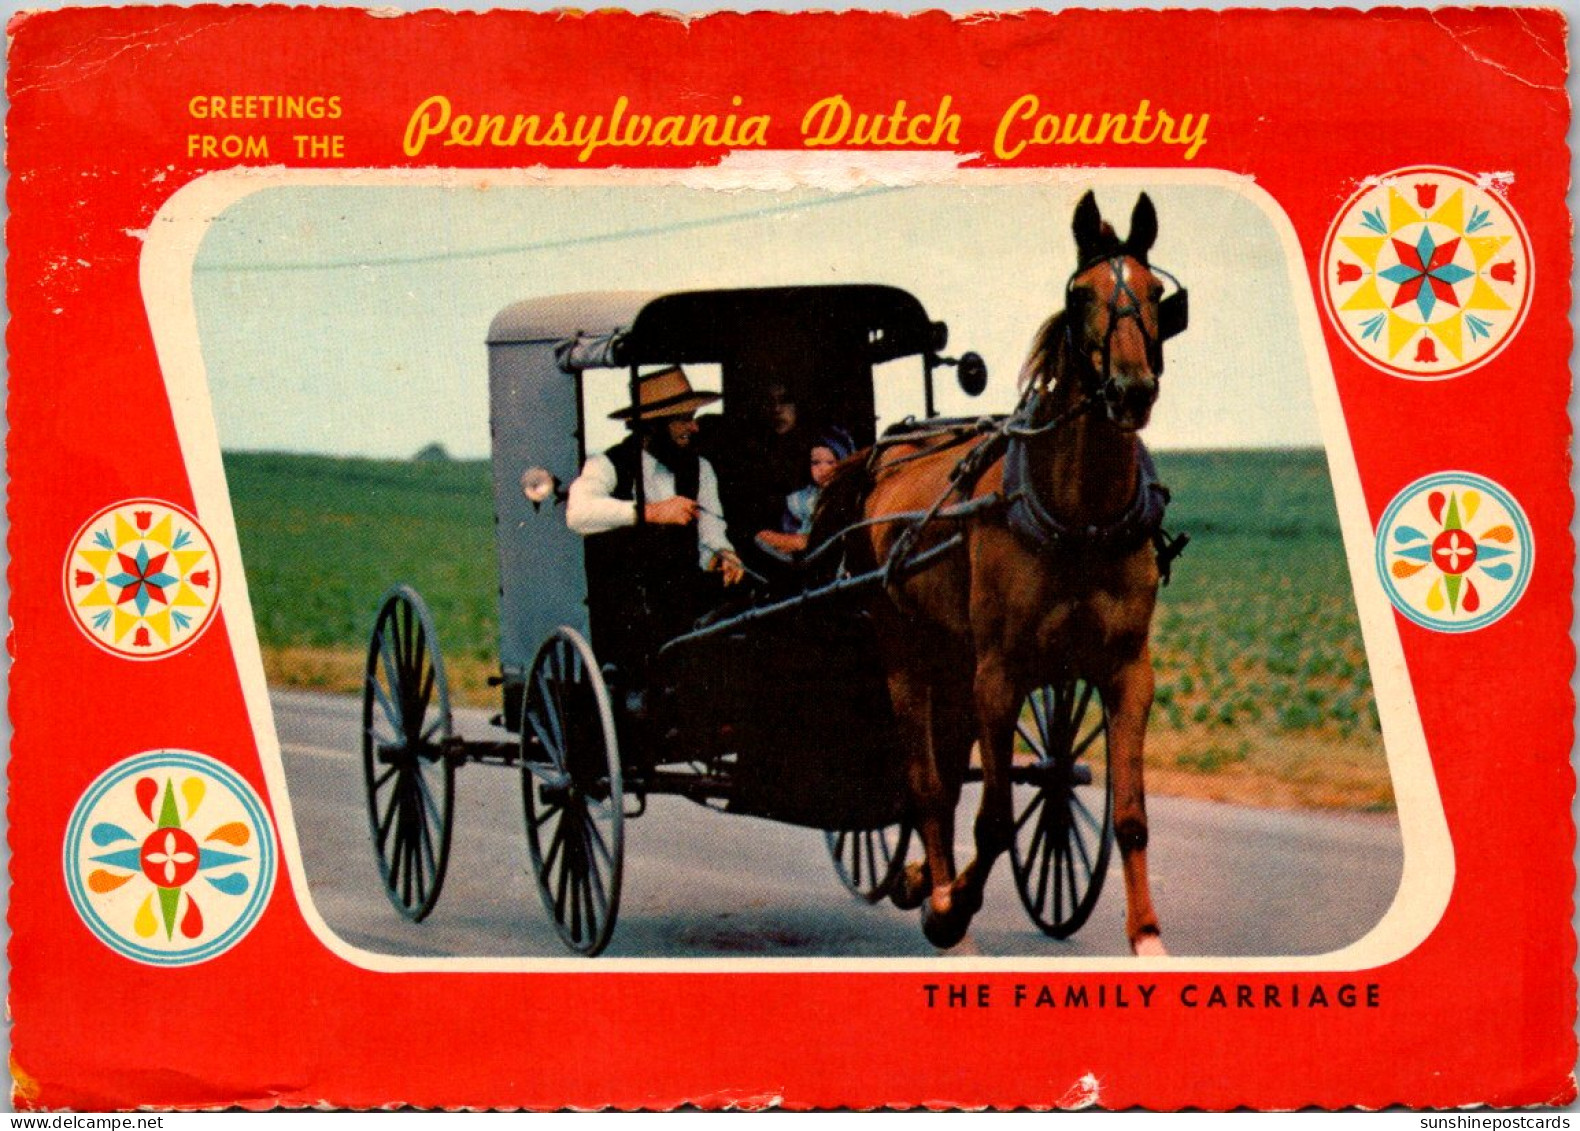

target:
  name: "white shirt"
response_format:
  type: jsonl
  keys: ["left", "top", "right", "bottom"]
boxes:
{"left": 565, "top": 447, "right": 734, "bottom": 571}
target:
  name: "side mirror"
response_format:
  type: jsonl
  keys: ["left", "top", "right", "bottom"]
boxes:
{"left": 956, "top": 351, "right": 989, "bottom": 397}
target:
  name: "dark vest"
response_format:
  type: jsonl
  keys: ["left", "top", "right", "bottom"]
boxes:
{"left": 604, "top": 432, "right": 700, "bottom": 506}
{"left": 584, "top": 434, "right": 706, "bottom": 667}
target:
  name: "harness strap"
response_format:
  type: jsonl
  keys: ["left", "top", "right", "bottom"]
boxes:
{"left": 659, "top": 532, "right": 967, "bottom": 656}
{"left": 868, "top": 423, "right": 995, "bottom": 478}
{"left": 801, "top": 492, "right": 1003, "bottom": 571}
{"left": 1003, "top": 437, "right": 1172, "bottom": 556}
{"left": 1152, "top": 527, "right": 1190, "bottom": 586}
{"left": 812, "top": 251, "right": 1190, "bottom": 588}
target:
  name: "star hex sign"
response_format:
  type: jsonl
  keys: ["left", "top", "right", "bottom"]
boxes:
{"left": 1321, "top": 167, "right": 1532, "bottom": 378}
{"left": 1379, "top": 228, "right": 1475, "bottom": 322}
{"left": 109, "top": 545, "right": 178, "bottom": 615}
{"left": 63, "top": 499, "right": 221, "bottom": 659}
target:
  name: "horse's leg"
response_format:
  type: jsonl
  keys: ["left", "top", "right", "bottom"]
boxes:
{"left": 1103, "top": 651, "right": 1167, "bottom": 956}
{"left": 916, "top": 667, "right": 981, "bottom": 948}
{"left": 935, "top": 652, "right": 1019, "bottom": 938}
{"left": 886, "top": 665, "right": 954, "bottom": 916}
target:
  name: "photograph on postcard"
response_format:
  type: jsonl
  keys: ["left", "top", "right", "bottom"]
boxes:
{"left": 158, "top": 171, "right": 1429, "bottom": 964}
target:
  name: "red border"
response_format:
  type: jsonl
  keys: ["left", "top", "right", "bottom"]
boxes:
{"left": 7, "top": 6, "right": 1574, "bottom": 1111}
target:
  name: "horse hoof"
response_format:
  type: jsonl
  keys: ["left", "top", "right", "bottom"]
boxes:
{"left": 921, "top": 902, "right": 973, "bottom": 950}
{"left": 951, "top": 880, "right": 984, "bottom": 920}
{"left": 1132, "top": 934, "right": 1168, "bottom": 958}
{"left": 922, "top": 910, "right": 971, "bottom": 950}
{"left": 890, "top": 864, "right": 929, "bottom": 911}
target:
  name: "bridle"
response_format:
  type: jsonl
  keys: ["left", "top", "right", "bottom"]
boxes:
{"left": 1008, "top": 254, "right": 1188, "bottom": 440}
{"left": 993, "top": 253, "right": 1191, "bottom": 573}
{"left": 1063, "top": 253, "right": 1189, "bottom": 396}
{"left": 833, "top": 251, "right": 1191, "bottom": 584}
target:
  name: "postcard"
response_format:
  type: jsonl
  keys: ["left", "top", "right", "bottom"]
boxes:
{"left": 6, "top": 4, "right": 1573, "bottom": 1110}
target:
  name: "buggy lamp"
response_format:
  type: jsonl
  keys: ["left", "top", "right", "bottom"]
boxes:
{"left": 521, "top": 466, "right": 565, "bottom": 509}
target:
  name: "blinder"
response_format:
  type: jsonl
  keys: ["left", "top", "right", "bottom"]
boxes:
{"left": 1156, "top": 267, "right": 1189, "bottom": 343}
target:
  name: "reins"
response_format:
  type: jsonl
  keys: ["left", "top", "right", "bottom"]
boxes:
{"left": 825, "top": 382, "right": 1096, "bottom": 588}
{"left": 1003, "top": 388, "right": 1100, "bottom": 438}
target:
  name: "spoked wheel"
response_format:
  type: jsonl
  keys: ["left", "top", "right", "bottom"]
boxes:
{"left": 520, "top": 627, "right": 624, "bottom": 956}
{"left": 826, "top": 821, "right": 913, "bottom": 903}
{"left": 362, "top": 585, "right": 455, "bottom": 922}
{"left": 1010, "top": 678, "right": 1114, "bottom": 938}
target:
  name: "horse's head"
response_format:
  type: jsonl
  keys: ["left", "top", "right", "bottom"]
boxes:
{"left": 1064, "top": 191, "right": 1186, "bottom": 432}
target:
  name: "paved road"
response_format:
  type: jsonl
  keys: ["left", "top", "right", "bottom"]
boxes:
{"left": 272, "top": 688, "right": 1403, "bottom": 960}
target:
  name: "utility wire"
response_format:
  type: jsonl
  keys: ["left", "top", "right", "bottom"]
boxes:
{"left": 195, "top": 184, "right": 907, "bottom": 274}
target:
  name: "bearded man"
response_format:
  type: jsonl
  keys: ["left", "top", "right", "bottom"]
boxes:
{"left": 566, "top": 366, "right": 745, "bottom": 670}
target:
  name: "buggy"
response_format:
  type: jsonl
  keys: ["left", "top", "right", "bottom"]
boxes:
{"left": 361, "top": 285, "right": 1115, "bottom": 955}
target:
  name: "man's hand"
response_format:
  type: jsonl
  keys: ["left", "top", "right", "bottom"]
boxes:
{"left": 645, "top": 496, "right": 699, "bottom": 526}
{"left": 710, "top": 550, "right": 747, "bottom": 586}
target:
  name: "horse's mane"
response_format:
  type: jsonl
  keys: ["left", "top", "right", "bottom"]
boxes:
{"left": 1018, "top": 309, "right": 1069, "bottom": 393}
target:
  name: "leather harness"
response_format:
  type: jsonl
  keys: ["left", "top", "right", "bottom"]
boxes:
{"left": 1002, "top": 427, "right": 1172, "bottom": 557}
{"left": 875, "top": 250, "right": 1190, "bottom": 583}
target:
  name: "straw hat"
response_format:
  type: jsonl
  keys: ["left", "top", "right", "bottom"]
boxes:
{"left": 609, "top": 366, "right": 721, "bottom": 421}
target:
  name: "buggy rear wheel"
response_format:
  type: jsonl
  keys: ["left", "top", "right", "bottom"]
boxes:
{"left": 1009, "top": 678, "right": 1114, "bottom": 938}
{"left": 826, "top": 822, "right": 912, "bottom": 903}
{"left": 362, "top": 585, "right": 455, "bottom": 922}
{"left": 521, "top": 627, "right": 624, "bottom": 956}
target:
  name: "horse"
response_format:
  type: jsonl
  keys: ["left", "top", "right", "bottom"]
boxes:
{"left": 825, "top": 191, "right": 1182, "bottom": 954}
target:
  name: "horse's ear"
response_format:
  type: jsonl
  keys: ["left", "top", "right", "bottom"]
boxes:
{"left": 1072, "top": 191, "right": 1104, "bottom": 262}
{"left": 1127, "top": 193, "right": 1158, "bottom": 260}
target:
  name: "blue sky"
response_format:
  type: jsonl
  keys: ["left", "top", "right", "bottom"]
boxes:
{"left": 191, "top": 175, "right": 1322, "bottom": 459}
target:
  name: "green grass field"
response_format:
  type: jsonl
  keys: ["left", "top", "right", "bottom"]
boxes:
{"left": 224, "top": 447, "right": 1390, "bottom": 809}
{"left": 222, "top": 452, "right": 500, "bottom": 659}
{"left": 1147, "top": 450, "right": 1378, "bottom": 739}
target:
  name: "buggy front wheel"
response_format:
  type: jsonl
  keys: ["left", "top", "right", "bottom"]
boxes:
{"left": 1009, "top": 678, "right": 1114, "bottom": 938}
{"left": 520, "top": 627, "right": 625, "bottom": 956}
